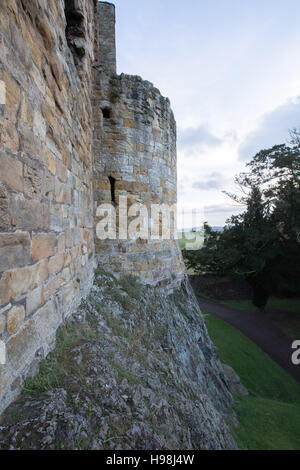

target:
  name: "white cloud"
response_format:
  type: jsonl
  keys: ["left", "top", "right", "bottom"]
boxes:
{"left": 204, "top": 204, "right": 244, "bottom": 215}
{"left": 192, "top": 172, "right": 228, "bottom": 191}
{"left": 178, "top": 125, "right": 223, "bottom": 157}
{"left": 238, "top": 97, "right": 300, "bottom": 160}
{"left": 203, "top": 204, "right": 244, "bottom": 226}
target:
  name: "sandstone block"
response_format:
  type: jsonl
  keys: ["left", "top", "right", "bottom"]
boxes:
{"left": 19, "top": 121, "right": 43, "bottom": 158}
{"left": 2, "top": 70, "right": 20, "bottom": 121}
{"left": 43, "top": 268, "right": 70, "bottom": 301}
{"left": 33, "top": 110, "right": 46, "bottom": 141}
{"left": 24, "top": 161, "right": 43, "bottom": 200}
{"left": 61, "top": 281, "right": 75, "bottom": 305}
{"left": 0, "top": 367, "right": 11, "bottom": 395}
{"left": 7, "top": 305, "right": 25, "bottom": 335}
{"left": 49, "top": 203, "right": 63, "bottom": 232}
{"left": 0, "top": 80, "right": 5, "bottom": 107}
{"left": 124, "top": 119, "right": 137, "bottom": 128}
{"left": 134, "top": 262, "right": 146, "bottom": 271}
{"left": 41, "top": 101, "right": 55, "bottom": 127}
{"left": 45, "top": 149, "right": 56, "bottom": 175}
{"left": 33, "top": 300, "right": 61, "bottom": 343}
{"left": 50, "top": 54, "right": 63, "bottom": 91}
{"left": 35, "top": 14, "right": 53, "bottom": 52}
{"left": 48, "top": 254, "right": 64, "bottom": 276}
{"left": 57, "top": 233, "right": 65, "bottom": 254}
{"left": 26, "top": 286, "right": 43, "bottom": 316}
{"left": 0, "top": 185, "right": 10, "bottom": 229}
{"left": 0, "top": 231, "right": 31, "bottom": 272}
{"left": 43, "top": 172, "right": 55, "bottom": 201}
{"left": 6, "top": 319, "right": 39, "bottom": 371}
{"left": 31, "top": 41, "right": 43, "bottom": 69}
{"left": 0, "top": 151, "right": 23, "bottom": 192}
{"left": 152, "top": 128, "right": 161, "bottom": 137}
{"left": 0, "top": 118, "right": 19, "bottom": 153}
{"left": 19, "top": 93, "right": 34, "bottom": 126}
{"left": 32, "top": 233, "right": 56, "bottom": 261}
{"left": 0, "top": 260, "right": 48, "bottom": 305}
{"left": 9, "top": 18, "right": 31, "bottom": 69}
{"left": 0, "top": 314, "right": 6, "bottom": 334}
{"left": 56, "top": 160, "right": 67, "bottom": 183}
{"left": 54, "top": 179, "right": 65, "bottom": 203}
{"left": 65, "top": 228, "right": 73, "bottom": 248}
{"left": 11, "top": 196, "right": 49, "bottom": 231}
{"left": 64, "top": 251, "right": 72, "bottom": 267}
{"left": 0, "top": 1, "right": 10, "bottom": 38}
{"left": 29, "top": 64, "right": 45, "bottom": 97}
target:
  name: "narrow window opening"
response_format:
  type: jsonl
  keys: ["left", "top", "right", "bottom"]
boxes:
{"left": 64, "top": 0, "right": 85, "bottom": 65}
{"left": 102, "top": 107, "right": 112, "bottom": 119}
{"left": 108, "top": 176, "right": 116, "bottom": 204}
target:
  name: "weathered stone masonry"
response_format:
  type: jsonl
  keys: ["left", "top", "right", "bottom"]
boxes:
{"left": 94, "top": 3, "right": 186, "bottom": 286}
{"left": 0, "top": 1, "right": 186, "bottom": 414}
{"left": 0, "top": 0, "right": 97, "bottom": 414}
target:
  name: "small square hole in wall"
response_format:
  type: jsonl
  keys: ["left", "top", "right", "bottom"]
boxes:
{"left": 101, "top": 107, "right": 112, "bottom": 119}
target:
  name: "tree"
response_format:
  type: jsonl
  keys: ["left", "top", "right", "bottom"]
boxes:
{"left": 183, "top": 130, "right": 300, "bottom": 310}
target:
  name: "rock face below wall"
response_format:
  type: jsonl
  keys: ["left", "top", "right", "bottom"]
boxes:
{"left": 0, "top": 271, "right": 237, "bottom": 450}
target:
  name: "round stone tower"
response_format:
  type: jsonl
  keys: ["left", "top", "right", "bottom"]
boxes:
{"left": 93, "top": 2, "right": 186, "bottom": 288}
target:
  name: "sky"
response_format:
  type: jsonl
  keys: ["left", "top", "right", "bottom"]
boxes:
{"left": 111, "top": 0, "right": 300, "bottom": 226}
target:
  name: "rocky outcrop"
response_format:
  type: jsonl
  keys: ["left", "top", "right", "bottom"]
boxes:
{"left": 0, "top": 2, "right": 237, "bottom": 449}
{"left": 0, "top": 271, "right": 237, "bottom": 450}
{"left": 222, "top": 364, "right": 249, "bottom": 397}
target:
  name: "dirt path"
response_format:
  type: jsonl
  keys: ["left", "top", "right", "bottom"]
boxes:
{"left": 197, "top": 297, "right": 300, "bottom": 383}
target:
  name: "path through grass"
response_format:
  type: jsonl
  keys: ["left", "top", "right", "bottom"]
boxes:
{"left": 204, "top": 312, "right": 300, "bottom": 449}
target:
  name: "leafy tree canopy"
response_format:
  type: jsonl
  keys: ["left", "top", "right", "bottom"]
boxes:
{"left": 183, "top": 129, "right": 300, "bottom": 309}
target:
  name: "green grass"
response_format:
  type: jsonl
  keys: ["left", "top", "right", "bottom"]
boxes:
{"left": 106, "top": 359, "right": 141, "bottom": 386}
{"left": 204, "top": 312, "right": 300, "bottom": 449}
{"left": 205, "top": 313, "right": 300, "bottom": 403}
{"left": 233, "top": 396, "right": 300, "bottom": 450}
{"left": 23, "top": 319, "right": 97, "bottom": 395}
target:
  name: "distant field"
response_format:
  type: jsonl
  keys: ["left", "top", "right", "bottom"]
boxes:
{"left": 178, "top": 231, "right": 204, "bottom": 250}
{"left": 205, "top": 312, "right": 300, "bottom": 450}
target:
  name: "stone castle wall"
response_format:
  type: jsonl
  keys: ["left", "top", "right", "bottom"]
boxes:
{"left": 0, "top": 0, "right": 185, "bottom": 414}
{"left": 0, "top": 0, "right": 97, "bottom": 414}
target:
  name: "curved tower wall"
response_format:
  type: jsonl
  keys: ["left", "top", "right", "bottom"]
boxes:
{"left": 94, "top": 4, "right": 186, "bottom": 288}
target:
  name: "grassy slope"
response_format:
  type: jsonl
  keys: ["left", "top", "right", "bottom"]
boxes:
{"left": 204, "top": 312, "right": 300, "bottom": 450}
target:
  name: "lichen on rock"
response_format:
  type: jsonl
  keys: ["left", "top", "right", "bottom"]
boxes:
{"left": 0, "top": 271, "right": 237, "bottom": 450}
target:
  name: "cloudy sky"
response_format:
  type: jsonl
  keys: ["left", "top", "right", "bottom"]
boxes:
{"left": 111, "top": 0, "right": 300, "bottom": 226}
